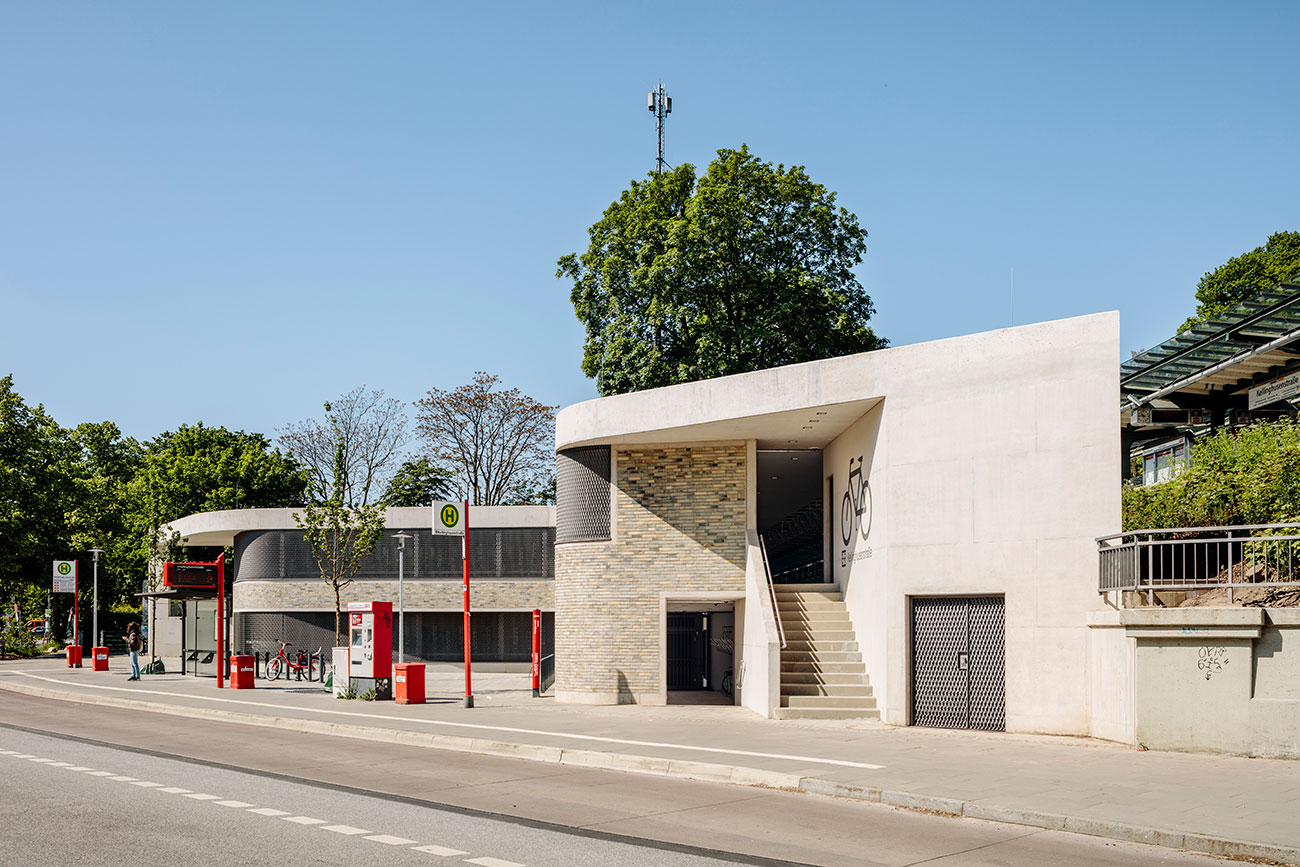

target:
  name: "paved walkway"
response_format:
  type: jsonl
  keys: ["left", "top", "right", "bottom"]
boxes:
{"left": 2, "top": 655, "right": 1297, "bottom": 864}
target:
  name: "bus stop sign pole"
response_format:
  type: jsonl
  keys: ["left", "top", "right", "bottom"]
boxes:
{"left": 462, "top": 499, "right": 473, "bottom": 708}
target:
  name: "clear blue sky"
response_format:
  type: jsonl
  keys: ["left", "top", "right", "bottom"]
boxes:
{"left": 3, "top": 2, "right": 1296, "bottom": 441}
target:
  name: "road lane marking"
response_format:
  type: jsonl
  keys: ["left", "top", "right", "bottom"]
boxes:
{"left": 465, "top": 858, "right": 525, "bottom": 867}
{"left": 107, "top": 775, "right": 137, "bottom": 781}
{"left": 184, "top": 793, "right": 221, "bottom": 800}
{"left": 0, "top": 750, "right": 18, "bottom": 755}
{"left": 65, "top": 766, "right": 92, "bottom": 771}
{"left": 131, "top": 781, "right": 163, "bottom": 788}
{"left": 27, "top": 757, "right": 54, "bottom": 763}
{"left": 282, "top": 816, "right": 327, "bottom": 825}
{"left": 321, "top": 825, "right": 372, "bottom": 835}
{"left": 247, "top": 808, "right": 290, "bottom": 816}
{"left": 48, "top": 762, "right": 74, "bottom": 767}
{"left": 158, "top": 787, "right": 190, "bottom": 793}
{"left": 214, "top": 800, "right": 254, "bottom": 808}
{"left": 12, "top": 754, "right": 35, "bottom": 758}
{"left": 86, "top": 771, "right": 115, "bottom": 776}
{"left": 412, "top": 845, "right": 470, "bottom": 856}
{"left": 9, "top": 671, "right": 886, "bottom": 770}
{"left": 365, "top": 835, "right": 417, "bottom": 846}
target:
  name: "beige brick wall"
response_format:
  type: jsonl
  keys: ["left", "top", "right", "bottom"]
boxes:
{"left": 556, "top": 444, "right": 746, "bottom": 701}
{"left": 234, "top": 579, "right": 552, "bottom": 612}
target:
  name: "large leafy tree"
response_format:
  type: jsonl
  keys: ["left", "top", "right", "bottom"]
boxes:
{"left": 558, "top": 145, "right": 887, "bottom": 395}
{"left": 1180, "top": 231, "right": 1300, "bottom": 332}
{"left": 380, "top": 456, "right": 457, "bottom": 507}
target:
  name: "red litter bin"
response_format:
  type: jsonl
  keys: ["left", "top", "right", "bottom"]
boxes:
{"left": 230, "top": 655, "right": 255, "bottom": 689}
{"left": 394, "top": 662, "right": 425, "bottom": 704}
{"left": 91, "top": 647, "right": 109, "bottom": 671}
{"left": 65, "top": 644, "right": 82, "bottom": 668}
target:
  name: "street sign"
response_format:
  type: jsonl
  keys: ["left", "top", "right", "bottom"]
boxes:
{"left": 432, "top": 501, "right": 465, "bottom": 536}
{"left": 52, "top": 560, "right": 77, "bottom": 593}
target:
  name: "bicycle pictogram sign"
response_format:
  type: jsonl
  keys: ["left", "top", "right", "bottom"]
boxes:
{"left": 840, "top": 456, "right": 872, "bottom": 546}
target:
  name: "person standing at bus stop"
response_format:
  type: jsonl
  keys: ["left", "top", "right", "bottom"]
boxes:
{"left": 125, "top": 622, "right": 142, "bottom": 680}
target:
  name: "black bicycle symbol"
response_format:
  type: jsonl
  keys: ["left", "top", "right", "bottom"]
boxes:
{"left": 840, "top": 456, "right": 872, "bottom": 546}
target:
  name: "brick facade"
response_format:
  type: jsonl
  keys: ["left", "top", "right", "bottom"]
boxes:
{"left": 555, "top": 444, "right": 747, "bottom": 702}
{"left": 234, "top": 579, "right": 553, "bottom": 612}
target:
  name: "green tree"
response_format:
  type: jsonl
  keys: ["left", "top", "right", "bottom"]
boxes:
{"left": 295, "top": 429, "right": 385, "bottom": 645}
{"left": 1179, "top": 231, "right": 1300, "bottom": 332}
{"left": 558, "top": 145, "right": 887, "bottom": 395}
{"left": 66, "top": 422, "right": 144, "bottom": 610}
{"left": 380, "top": 456, "right": 457, "bottom": 507}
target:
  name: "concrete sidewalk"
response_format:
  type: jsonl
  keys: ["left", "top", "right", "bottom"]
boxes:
{"left": 2, "top": 655, "right": 1297, "bottom": 864}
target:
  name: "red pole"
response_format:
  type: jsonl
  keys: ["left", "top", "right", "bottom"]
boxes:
{"left": 73, "top": 561, "right": 80, "bottom": 663}
{"left": 216, "top": 553, "right": 225, "bottom": 688}
{"left": 531, "top": 609, "right": 541, "bottom": 697}
{"left": 462, "top": 499, "right": 473, "bottom": 708}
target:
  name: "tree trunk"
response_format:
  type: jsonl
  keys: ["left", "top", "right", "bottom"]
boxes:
{"left": 334, "top": 584, "right": 342, "bottom": 647}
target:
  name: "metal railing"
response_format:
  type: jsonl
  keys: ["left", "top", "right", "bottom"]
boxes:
{"left": 1098, "top": 523, "right": 1300, "bottom": 604}
{"left": 759, "top": 535, "right": 786, "bottom": 649}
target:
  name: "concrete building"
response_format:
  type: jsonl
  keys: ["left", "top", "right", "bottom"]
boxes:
{"left": 554, "top": 312, "right": 1120, "bottom": 730}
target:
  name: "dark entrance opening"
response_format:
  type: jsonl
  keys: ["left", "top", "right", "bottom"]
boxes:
{"left": 910, "top": 595, "right": 1006, "bottom": 731}
{"left": 757, "top": 449, "right": 826, "bottom": 583}
{"left": 666, "top": 612, "right": 707, "bottom": 690}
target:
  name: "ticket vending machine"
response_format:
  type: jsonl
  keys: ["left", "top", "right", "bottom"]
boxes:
{"left": 347, "top": 601, "right": 393, "bottom": 700}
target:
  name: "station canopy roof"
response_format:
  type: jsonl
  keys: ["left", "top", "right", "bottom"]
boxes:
{"left": 1122, "top": 278, "right": 1300, "bottom": 421}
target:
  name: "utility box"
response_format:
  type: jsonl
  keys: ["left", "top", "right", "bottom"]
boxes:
{"left": 91, "top": 647, "right": 109, "bottom": 671}
{"left": 230, "top": 654, "right": 255, "bottom": 689}
{"left": 65, "top": 644, "right": 82, "bottom": 668}
{"left": 347, "top": 601, "right": 392, "bottom": 679}
{"left": 332, "top": 647, "right": 349, "bottom": 697}
{"left": 394, "top": 663, "right": 425, "bottom": 704}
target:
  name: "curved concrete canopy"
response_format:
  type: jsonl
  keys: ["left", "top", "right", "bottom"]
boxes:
{"left": 164, "top": 505, "right": 556, "bottom": 548}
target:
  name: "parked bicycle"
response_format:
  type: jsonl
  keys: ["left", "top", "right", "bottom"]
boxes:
{"left": 266, "top": 640, "right": 325, "bottom": 681}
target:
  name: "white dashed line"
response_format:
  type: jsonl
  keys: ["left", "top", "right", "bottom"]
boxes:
{"left": 65, "top": 766, "right": 92, "bottom": 772}
{"left": 157, "top": 787, "right": 190, "bottom": 794}
{"left": 412, "top": 845, "right": 470, "bottom": 857}
{"left": 282, "top": 816, "right": 327, "bottom": 825}
{"left": 27, "top": 757, "right": 54, "bottom": 763}
{"left": 107, "top": 775, "right": 137, "bottom": 782}
{"left": 12, "top": 754, "right": 35, "bottom": 759}
{"left": 365, "top": 835, "right": 417, "bottom": 846}
{"left": 214, "top": 800, "right": 254, "bottom": 808}
{"left": 321, "top": 825, "right": 372, "bottom": 835}
{"left": 86, "top": 771, "right": 115, "bottom": 777}
{"left": 465, "top": 858, "right": 526, "bottom": 867}
{"left": 131, "top": 781, "right": 163, "bottom": 788}
{"left": 0, "top": 750, "right": 18, "bottom": 755}
{"left": 183, "top": 793, "right": 221, "bottom": 801}
{"left": 247, "top": 808, "right": 289, "bottom": 817}
{"left": 48, "top": 762, "right": 73, "bottom": 767}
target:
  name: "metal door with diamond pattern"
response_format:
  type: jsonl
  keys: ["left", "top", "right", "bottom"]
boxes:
{"left": 910, "top": 596, "right": 1005, "bottom": 731}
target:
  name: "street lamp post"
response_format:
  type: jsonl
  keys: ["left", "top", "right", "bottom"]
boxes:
{"left": 393, "top": 533, "right": 413, "bottom": 664}
{"left": 89, "top": 548, "right": 103, "bottom": 647}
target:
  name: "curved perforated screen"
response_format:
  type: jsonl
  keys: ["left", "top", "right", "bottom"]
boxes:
{"left": 556, "top": 446, "right": 611, "bottom": 544}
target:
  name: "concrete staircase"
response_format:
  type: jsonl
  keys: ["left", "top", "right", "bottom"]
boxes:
{"left": 774, "top": 583, "right": 879, "bottom": 720}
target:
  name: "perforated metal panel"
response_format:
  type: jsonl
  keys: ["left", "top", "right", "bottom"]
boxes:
{"left": 556, "top": 446, "right": 611, "bottom": 543}
{"left": 911, "top": 596, "right": 1005, "bottom": 731}
{"left": 234, "top": 527, "right": 554, "bottom": 581}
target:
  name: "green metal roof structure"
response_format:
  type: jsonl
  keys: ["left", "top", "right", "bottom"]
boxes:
{"left": 1122, "top": 278, "right": 1300, "bottom": 416}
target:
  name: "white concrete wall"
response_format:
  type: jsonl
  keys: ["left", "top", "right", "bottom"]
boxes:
{"left": 825, "top": 314, "right": 1120, "bottom": 734}
{"left": 1086, "top": 611, "right": 1134, "bottom": 743}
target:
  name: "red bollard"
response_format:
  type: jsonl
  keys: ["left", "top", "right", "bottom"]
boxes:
{"left": 395, "top": 662, "right": 425, "bottom": 704}
{"left": 531, "top": 609, "right": 541, "bottom": 697}
{"left": 91, "top": 647, "right": 109, "bottom": 671}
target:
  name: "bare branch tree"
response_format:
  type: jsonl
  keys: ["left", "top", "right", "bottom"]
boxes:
{"left": 279, "top": 386, "right": 409, "bottom": 507}
{"left": 414, "top": 372, "right": 557, "bottom": 506}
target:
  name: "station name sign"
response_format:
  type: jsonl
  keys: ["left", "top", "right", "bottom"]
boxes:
{"left": 163, "top": 561, "right": 220, "bottom": 589}
{"left": 1248, "top": 373, "right": 1300, "bottom": 410}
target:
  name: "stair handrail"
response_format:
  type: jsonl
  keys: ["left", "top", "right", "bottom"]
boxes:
{"left": 759, "top": 534, "right": 786, "bottom": 650}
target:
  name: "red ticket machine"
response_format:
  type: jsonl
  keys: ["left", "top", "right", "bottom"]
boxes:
{"left": 347, "top": 601, "right": 392, "bottom": 698}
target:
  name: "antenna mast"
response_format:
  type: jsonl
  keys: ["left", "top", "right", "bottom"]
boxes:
{"left": 647, "top": 82, "right": 672, "bottom": 174}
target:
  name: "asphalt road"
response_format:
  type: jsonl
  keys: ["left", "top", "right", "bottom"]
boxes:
{"left": 0, "top": 694, "right": 1239, "bottom": 867}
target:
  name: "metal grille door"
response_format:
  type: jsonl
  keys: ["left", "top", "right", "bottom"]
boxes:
{"left": 911, "top": 596, "right": 1005, "bottom": 731}
{"left": 666, "top": 613, "right": 706, "bottom": 690}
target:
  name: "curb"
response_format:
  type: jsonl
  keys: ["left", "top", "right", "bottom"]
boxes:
{"left": 3, "top": 679, "right": 1297, "bottom": 865}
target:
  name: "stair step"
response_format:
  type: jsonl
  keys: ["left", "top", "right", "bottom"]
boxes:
{"left": 782, "top": 694, "right": 879, "bottom": 709}
{"left": 772, "top": 584, "right": 840, "bottom": 593}
{"left": 782, "top": 671, "right": 869, "bottom": 684}
{"left": 782, "top": 683, "right": 875, "bottom": 697}
{"left": 780, "top": 650, "right": 862, "bottom": 662}
{"left": 784, "top": 640, "right": 859, "bottom": 652}
{"left": 781, "top": 661, "right": 866, "bottom": 674}
{"left": 775, "top": 707, "right": 881, "bottom": 720}
{"left": 781, "top": 630, "right": 856, "bottom": 642}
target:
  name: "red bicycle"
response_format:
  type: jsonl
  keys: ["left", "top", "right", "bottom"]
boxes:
{"left": 266, "top": 640, "right": 324, "bottom": 681}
